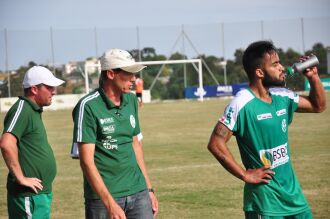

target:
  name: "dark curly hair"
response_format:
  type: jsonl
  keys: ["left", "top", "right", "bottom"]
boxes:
{"left": 242, "top": 40, "right": 277, "bottom": 81}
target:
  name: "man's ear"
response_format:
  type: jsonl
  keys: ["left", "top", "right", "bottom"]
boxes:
{"left": 255, "top": 68, "right": 264, "bottom": 79}
{"left": 106, "top": 70, "right": 116, "bottom": 80}
{"left": 30, "top": 86, "right": 38, "bottom": 95}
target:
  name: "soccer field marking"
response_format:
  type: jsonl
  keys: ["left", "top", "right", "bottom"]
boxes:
{"left": 292, "top": 153, "right": 330, "bottom": 161}
{"left": 149, "top": 153, "right": 330, "bottom": 173}
{"left": 149, "top": 163, "right": 219, "bottom": 173}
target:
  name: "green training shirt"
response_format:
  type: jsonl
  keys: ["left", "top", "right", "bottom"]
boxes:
{"left": 3, "top": 96, "right": 56, "bottom": 196}
{"left": 72, "top": 88, "right": 147, "bottom": 199}
{"left": 219, "top": 88, "right": 310, "bottom": 216}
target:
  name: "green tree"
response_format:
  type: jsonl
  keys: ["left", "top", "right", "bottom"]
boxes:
{"left": 4, "top": 43, "right": 328, "bottom": 99}
{"left": 226, "top": 49, "right": 247, "bottom": 84}
{"left": 6, "top": 66, "right": 29, "bottom": 97}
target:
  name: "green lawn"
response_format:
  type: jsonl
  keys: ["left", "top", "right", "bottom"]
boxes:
{"left": 0, "top": 93, "right": 329, "bottom": 219}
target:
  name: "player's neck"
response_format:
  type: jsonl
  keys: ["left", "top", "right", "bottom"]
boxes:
{"left": 102, "top": 85, "right": 121, "bottom": 106}
{"left": 249, "top": 83, "right": 272, "bottom": 103}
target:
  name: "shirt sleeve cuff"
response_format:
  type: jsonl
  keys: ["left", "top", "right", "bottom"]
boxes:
{"left": 137, "top": 133, "right": 143, "bottom": 142}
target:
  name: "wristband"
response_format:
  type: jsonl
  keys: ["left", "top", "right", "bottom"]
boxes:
{"left": 148, "top": 188, "right": 155, "bottom": 193}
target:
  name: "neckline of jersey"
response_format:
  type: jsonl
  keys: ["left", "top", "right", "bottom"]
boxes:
{"left": 246, "top": 87, "right": 274, "bottom": 106}
{"left": 19, "top": 96, "right": 43, "bottom": 112}
{"left": 98, "top": 88, "right": 128, "bottom": 110}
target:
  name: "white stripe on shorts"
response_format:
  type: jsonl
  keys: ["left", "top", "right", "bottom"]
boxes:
{"left": 24, "top": 197, "right": 32, "bottom": 219}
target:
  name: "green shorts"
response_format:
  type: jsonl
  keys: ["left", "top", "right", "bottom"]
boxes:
{"left": 7, "top": 192, "right": 53, "bottom": 219}
{"left": 245, "top": 209, "right": 313, "bottom": 219}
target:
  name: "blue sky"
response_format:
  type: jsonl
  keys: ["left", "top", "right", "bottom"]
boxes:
{"left": 0, "top": 0, "right": 329, "bottom": 70}
{"left": 1, "top": 0, "right": 329, "bottom": 29}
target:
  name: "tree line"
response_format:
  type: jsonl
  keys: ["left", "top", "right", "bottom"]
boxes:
{"left": 0, "top": 43, "right": 328, "bottom": 99}
{"left": 131, "top": 43, "right": 329, "bottom": 99}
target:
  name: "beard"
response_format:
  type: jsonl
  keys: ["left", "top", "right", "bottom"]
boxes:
{"left": 262, "top": 71, "right": 285, "bottom": 88}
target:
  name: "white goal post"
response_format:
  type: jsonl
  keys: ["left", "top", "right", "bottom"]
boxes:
{"left": 83, "top": 59, "right": 204, "bottom": 101}
{"left": 137, "top": 59, "right": 203, "bottom": 101}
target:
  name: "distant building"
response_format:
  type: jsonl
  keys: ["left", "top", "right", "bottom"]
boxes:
{"left": 64, "top": 61, "right": 85, "bottom": 75}
{"left": 64, "top": 58, "right": 100, "bottom": 75}
{"left": 62, "top": 58, "right": 101, "bottom": 92}
{"left": 85, "top": 58, "right": 101, "bottom": 75}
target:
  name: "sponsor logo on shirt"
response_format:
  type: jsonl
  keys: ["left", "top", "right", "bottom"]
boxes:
{"left": 130, "top": 115, "right": 136, "bottom": 128}
{"left": 220, "top": 106, "right": 234, "bottom": 125}
{"left": 102, "top": 137, "right": 118, "bottom": 150}
{"left": 282, "top": 119, "right": 287, "bottom": 132}
{"left": 257, "top": 113, "right": 272, "bottom": 120}
{"left": 260, "top": 143, "right": 289, "bottom": 169}
{"left": 99, "top": 117, "right": 114, "bottom": 125}
{"left": 276, "top": 109, "right": 286, "bottom": 116}
{"left": 102, "top": 125, "right": 115, "bottom": 134}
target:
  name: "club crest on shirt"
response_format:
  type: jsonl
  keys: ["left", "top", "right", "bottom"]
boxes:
{"left": 130, "top": 115, "right": 136, "bottom": 128}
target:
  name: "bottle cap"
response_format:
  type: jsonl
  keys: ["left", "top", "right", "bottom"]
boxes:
{"left": 286, "top": 67, "right": 294, "bottom": 76}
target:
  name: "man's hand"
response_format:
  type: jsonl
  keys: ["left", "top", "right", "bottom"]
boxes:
{"left": 299, "top": 55, "right": 318, "bottom": 78}
{"left": 0, "top": 132, "right": 43, "bottom": 193}
{"left": 304, "top": 66, "right": 318, "bottom": 78}
{"left": 149, "top": 191, "right": 159, "bottom": 217}
{"left": 79, "top": 143, "right": 126, "bottom": 219}
{"left": 17, "top": 177, "right": 43, "bottom": 194}
{"left": 296, "top": 55, "right": 326, "bottom": 113}
{"left": 107, "top": 200, "right": 126, "bottom": 219}
{"left": 243, "top": 166, "right": 275, "bottom": 184}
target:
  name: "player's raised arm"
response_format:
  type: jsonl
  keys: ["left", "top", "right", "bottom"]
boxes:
{"left": 296, "top": 58, "right": 326, "bottom": 113}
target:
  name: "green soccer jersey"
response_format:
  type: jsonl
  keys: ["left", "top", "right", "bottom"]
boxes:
{"left": 2, "top": 96, "right": 56, "bottom": 196}
{"left": 219, "top": 88, "right": 310, "bottom": 216}
{"left": 72, "top": 88, "right": 147, "bottom": 199}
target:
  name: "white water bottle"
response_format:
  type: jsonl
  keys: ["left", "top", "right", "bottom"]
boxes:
{"left": 287, "top": 55, "right": 319, "bottom": 76}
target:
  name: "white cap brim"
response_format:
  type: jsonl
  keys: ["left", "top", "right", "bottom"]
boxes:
{"left": 42, "top": 77, "right": 65, "bottom": 87}
{"left": 100, "top": 49, "right": 147, "bottom": 73}
{"left": 121, "top": 64, "right": 146, "bottom": 73}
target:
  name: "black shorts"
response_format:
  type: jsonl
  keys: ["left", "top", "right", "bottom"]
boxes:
{"left": 136, "top": 93, "right": 142, "bottom": 98}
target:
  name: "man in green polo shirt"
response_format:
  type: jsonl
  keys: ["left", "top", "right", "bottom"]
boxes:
{"left": 0, "top": 66, "right": 64, "bottom": 219}
{"left": 207, "top": 41, "right": 326, "bottom": 218}
{"left": 72, "top": 49, "right": 158, "bottom": 219}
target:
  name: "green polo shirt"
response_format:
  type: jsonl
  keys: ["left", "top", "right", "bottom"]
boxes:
{"left": 2, "top": 96, "right": 56, "bottom": 196}
{"left": 72, "top": 88, "right": 147, "bottom": 199}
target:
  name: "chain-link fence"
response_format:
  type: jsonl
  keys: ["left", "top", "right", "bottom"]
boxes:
{"left": 1, "top": 17, "right": 329, "bottom": 71}
{"left": 0, "top": 17, "right": 329, "bottom": 97}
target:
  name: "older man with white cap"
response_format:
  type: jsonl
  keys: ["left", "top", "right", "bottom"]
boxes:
{"left": 72, "top": 49, "right": 158, "bottom": 219}
{"left": 0, "top": 66, "right": 64, "bottom": 218}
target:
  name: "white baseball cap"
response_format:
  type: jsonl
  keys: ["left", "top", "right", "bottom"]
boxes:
{"left": 100, "top": 49, "right": 146, "bottom": 73}
{"left": 22, "top": 66, "right": 65, "bottom": 88}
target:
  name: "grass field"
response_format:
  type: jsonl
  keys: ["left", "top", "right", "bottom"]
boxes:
{"left": 0, "top": 93, "right": 329, "bottom": 219}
